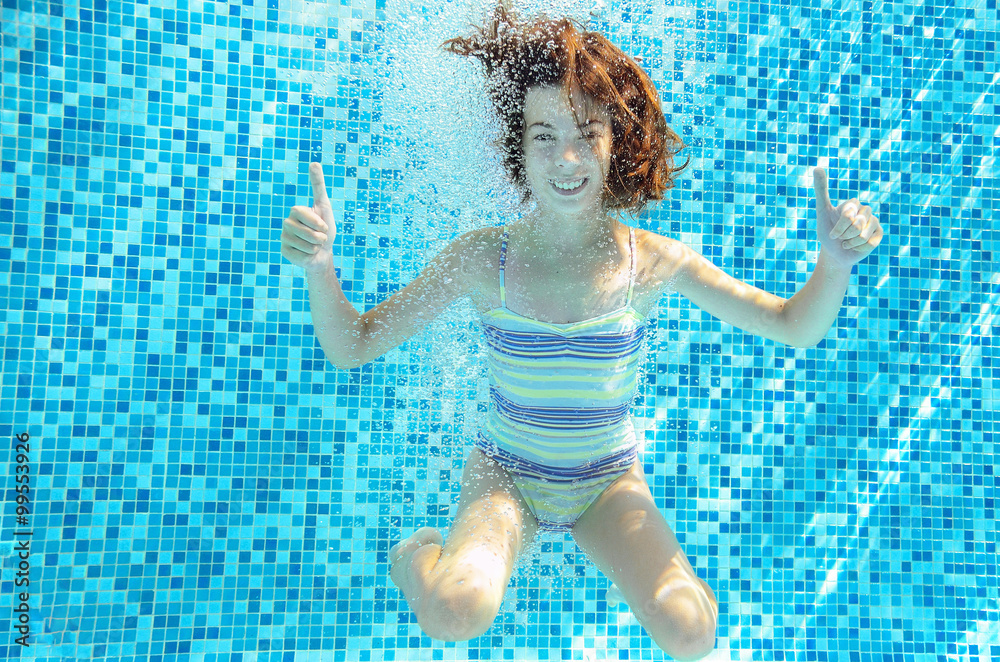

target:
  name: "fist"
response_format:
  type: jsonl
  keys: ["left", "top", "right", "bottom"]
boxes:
{"left": 281, "top": 162, "right": 336, "bottom": 270}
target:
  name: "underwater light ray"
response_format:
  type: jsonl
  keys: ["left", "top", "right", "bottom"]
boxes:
{"left": 793, "top": 371, "right": 946, "bottom": 640}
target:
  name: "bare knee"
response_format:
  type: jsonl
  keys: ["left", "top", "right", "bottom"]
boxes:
{"left": 638, "top": 584, "right": 717, "bottom": 661}
{"left": 417, "top": 571, "right": 502, "bottom": 642}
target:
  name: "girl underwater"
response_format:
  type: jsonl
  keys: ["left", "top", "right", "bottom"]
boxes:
{"left": 280, "top": 6, "right": 884, "bottom": 660}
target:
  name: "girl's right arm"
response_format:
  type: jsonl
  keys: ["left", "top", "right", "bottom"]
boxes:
{"left": 281, "top": 162, "right": 479, "bottom": 369}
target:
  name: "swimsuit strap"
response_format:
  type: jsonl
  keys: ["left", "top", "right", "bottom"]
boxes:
{"left": 499, "top": 226, "right": 508, "bottom": 307}
{"left": 625, "top": 226, "right": 636, "bottom": 307}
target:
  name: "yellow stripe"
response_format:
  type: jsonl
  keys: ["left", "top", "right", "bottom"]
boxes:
{"left": 483, "top": 422, "right": 636, "bottom": 461}
{"left": 484, "top": 308, "right": 646, "bottom": 332}
{"left": 492, "top": 365, "right": 628, "bottom": 382}
{"left": 494, "top": 357, "right": 635, "bottom": 373}
{"left": 496, "top": 383, "right": 637, "bottom": 402}
{"left": 485, "top": 417, "right": 634, "bottom": 439}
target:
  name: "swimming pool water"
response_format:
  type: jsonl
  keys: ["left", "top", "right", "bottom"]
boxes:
{"left": 0, "top": 0, "right": 996, "bottom": 660}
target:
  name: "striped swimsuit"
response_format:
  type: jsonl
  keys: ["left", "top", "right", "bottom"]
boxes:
{"left": 476, "top": 226, "right": 648, "bottom": 532}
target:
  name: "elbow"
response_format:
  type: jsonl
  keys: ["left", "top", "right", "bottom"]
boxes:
{"left": 320, "top": 345, "right": 370, "bottom": 370}
{"left": 328, "top": 348, "right": 368, "bottom": 370}
{"left": 321, "top": 324, "right": 369, "bottom": 370}
{"left": 770, "top": 307, "right": 826, "bottom": 348}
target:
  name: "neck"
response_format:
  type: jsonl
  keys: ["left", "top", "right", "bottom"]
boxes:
{"left": 519, "top": 208, "right": 620, "bottom": 255}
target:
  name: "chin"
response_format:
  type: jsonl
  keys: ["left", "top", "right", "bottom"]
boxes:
{"left": 532, "top": 186, "right": 604, "bottom": 212}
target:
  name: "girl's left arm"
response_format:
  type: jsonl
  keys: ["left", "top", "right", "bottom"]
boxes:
{"left": 664, "top": 167, "right": 884, "bottom": 348}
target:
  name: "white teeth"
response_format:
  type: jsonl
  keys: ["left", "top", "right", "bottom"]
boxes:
{"left": 551, "top": 178, "right": 585, "bottom": 190}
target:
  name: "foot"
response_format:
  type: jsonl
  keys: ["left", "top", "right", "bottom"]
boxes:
{"left": 389, "top": 527, "right": 444, "bottom": 592}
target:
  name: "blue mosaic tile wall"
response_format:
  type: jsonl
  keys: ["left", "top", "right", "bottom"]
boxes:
{"left": 0, "top": 0, "right": 996, "bottom": 660}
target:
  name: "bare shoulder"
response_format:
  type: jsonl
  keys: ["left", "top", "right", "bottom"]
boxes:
{"left": 631, "top": 228, "right": 692, "bottom": 313}
{"left": 635, "top": 228, "right": 689, "bottom": 270}
{"left": 457, "top": 224, "right": 504, "bottom": 258}
{"left": 450, "top": 225, "right": 502, "bottom": 272}
{"left": 434, "top": 225, "right": 503, "bottom": 300}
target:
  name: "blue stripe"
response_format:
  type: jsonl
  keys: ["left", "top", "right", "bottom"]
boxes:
{"left": 477, "top": 433, "right": 637, "bottom": 482}
{"left": 490, "top": 388, "right": 631, "bottom": 429}
{"left": 483, "top": 325, "right": 646, "bottom": 359}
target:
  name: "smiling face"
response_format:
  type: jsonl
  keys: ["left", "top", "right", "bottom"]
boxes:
{"left": 521, "top": 85, "right": 613, "bottom": 218}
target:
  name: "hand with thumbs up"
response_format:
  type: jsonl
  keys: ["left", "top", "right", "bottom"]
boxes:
{"left": 812, "top": 167, "right": 884, "bottom": 269}
{"left": 281, "top": 162, "right": 337, "bottom": 272}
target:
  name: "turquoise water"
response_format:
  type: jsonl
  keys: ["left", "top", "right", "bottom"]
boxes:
{"left": 1, "top": 0, "right": 996, "bottom": 660}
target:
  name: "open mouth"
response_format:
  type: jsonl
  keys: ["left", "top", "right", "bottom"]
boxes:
{"left": 550, "top": 177, "right": 588, "bottom": 195}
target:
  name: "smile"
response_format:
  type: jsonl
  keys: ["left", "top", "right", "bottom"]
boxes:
{"left": 550, "top": 178, "right": 587, "bottom": 195}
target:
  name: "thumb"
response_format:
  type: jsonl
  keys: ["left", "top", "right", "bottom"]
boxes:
{"left": 813, "top": 166, "right": 832, "bottom": 211}
{"left": 310, "top": 162, "right": 332, "bottom": 211}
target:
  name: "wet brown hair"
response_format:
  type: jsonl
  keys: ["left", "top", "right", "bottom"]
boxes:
{"left": 442, "top": 4, "right": 688, "bottom": 215}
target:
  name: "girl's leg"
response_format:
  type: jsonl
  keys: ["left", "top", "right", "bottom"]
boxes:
{"left": 390, "top": 448, "right": 538, "bottom": 641}
{"left": 571, "top": 461, "right": 718, "bottom": 662}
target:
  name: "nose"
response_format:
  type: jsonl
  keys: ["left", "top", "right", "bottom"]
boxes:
{"left": 556, "top": 139, "right": 582, "bottom": 168}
